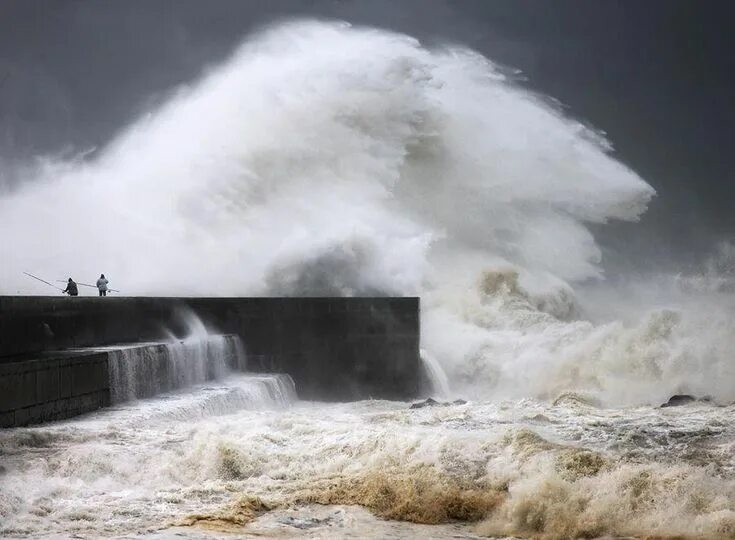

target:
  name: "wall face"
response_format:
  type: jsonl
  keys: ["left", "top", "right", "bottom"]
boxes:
{"left": 184, "top": 298, "right": 420, "bottom": 400}
{"left": 0, "top": 297, "right": 420, "bottom": 403}
{"left": 0, "top": 352, "right": 109, "bottom": 427}
{"left": 0, "top": 338, "right": 242, "bottom": 428}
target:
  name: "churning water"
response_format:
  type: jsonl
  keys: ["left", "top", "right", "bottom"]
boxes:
{"left": 1, "top": 393, "right": 734, "bottom": 538}
{"left": 1, "top": 20, "right": 735, "bottom": 539}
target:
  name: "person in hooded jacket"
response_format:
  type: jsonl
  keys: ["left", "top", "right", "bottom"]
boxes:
{"left": 96, "top": 274, "right": 109, "bottom": 296}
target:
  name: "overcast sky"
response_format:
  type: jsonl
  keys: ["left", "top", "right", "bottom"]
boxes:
{"left": 1, "top": 0, "right": 733, "bottom": 270}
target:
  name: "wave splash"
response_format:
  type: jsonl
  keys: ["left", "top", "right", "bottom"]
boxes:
{"left": 1, "top": 20, "right": 732, "bottom": 406}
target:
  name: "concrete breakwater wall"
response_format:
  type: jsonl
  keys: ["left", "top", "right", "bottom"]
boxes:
{"left": 0, "top": 296, "right": 420, "bottom": 405}
{"left": 0, "top": 335, "right": 243, "bottom": 428}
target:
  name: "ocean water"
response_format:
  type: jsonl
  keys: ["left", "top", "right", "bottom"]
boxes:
{"left": 1, "top": 376, "right": 734, "bottom": 539}
{"left": 1, "top": 19, "right": 735, "bottom": 539}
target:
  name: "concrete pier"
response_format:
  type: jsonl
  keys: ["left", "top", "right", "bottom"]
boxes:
{"left": 0, "top": 296, "right": 420, "bottom": 426}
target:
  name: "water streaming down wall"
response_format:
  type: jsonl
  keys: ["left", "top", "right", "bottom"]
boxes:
{"left": 0, "top": 333, "right": 296, "bottom": 427}
{"left": 107, "top": 334, "right": 245, "bottom": 404}
{"left": 235, "top": 373, "right": 297, "bottom": 408}
{"left": 420, "top": 348, "right": 451, "bottom": 398}
{"left": 104, "top": 374, "right": 298, "bottom": 424}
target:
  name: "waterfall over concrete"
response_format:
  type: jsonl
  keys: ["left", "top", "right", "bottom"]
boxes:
{"left": 106, "top": 334, "right": 244, "bottom": 404}
{"left": 101, "top": 373, "right": 298, "bottom": 424}
{"left": 420, "top": 348, "right": 451, "bottom": 398}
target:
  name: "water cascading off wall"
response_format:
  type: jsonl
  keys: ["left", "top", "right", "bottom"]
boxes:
{"left": 106, "top": 334, "right": 248, "bottom": 404}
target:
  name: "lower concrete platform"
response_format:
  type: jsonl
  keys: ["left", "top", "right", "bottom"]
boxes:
{"left": 0, "top": 335, "right": 242, "bottom": 428}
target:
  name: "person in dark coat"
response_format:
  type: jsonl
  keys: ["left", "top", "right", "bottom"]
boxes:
{"left": 62, "top": 278, "right": 78, "bottom": 296}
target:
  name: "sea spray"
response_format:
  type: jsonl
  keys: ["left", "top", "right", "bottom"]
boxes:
{"left": 0, "top": 20, "right": 688, "bottom": 407}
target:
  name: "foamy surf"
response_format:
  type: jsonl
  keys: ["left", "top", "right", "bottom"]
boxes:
{"left": 1, "top": 394, "right": 734, "bottom": 539}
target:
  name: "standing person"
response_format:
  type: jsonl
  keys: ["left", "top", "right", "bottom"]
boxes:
{"left": 62, "top": 278, "right": 78, "bottom": 296}
{"left": 96, "top": 274, "right": 109, "bottom": 297}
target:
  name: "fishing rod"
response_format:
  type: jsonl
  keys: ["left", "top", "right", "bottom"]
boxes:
{"left": 23, "top": 271, "right": 64, "bottom": 292}
{"left": 55, "top": 280, "right": 120, "bottom": 293}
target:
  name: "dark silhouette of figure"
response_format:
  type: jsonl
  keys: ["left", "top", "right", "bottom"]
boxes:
{"left": 96, "top": 274, "right": 109, "bottom": 297}
{"left": 62, "top": 278, "right": 78, "bottom": 296}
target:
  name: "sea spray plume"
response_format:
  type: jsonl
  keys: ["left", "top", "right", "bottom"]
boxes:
{"left": 0, "top": 21, "right": 438, "bottom": 296}
{"left": 0, "top": 20, "right": 689, "bottom": 405}
{"left": 0, "top": 20, "right": 651, "bottom": 296}
{"left": 423, "top": 265, "right": 735, "bottom": 406}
